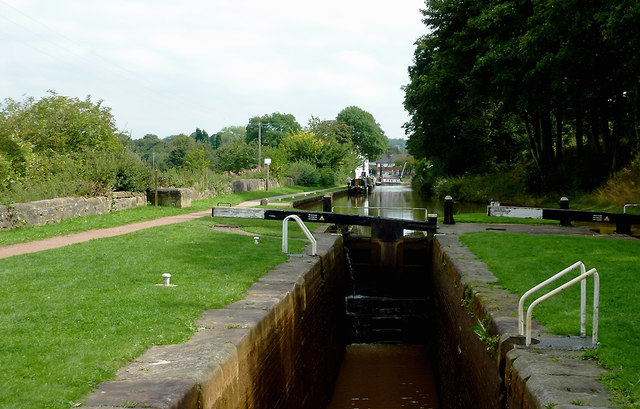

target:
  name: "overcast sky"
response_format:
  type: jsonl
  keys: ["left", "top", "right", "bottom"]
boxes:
{"left": 1, "top": 0, "right": 426, "bottom": 139}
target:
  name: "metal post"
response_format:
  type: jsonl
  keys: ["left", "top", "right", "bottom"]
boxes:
{"left": 322, "top": 195, "right": 332, "bottom": 212}
{"left": 443, "top": 195, "right": 455, "bottom": 224}
{"left": 559, "top": 196, "right": 571, "bottom": 226}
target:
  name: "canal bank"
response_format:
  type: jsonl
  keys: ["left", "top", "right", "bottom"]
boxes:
{"left": 80, "top": 219, "right": 616, "bottom": 408}
{"left": 431, "top": 225, "right": 614, "bottom": 409}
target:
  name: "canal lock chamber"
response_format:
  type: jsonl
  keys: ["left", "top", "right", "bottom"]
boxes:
{"left": 324, "top": 231, "right": 505, "bottom": 409}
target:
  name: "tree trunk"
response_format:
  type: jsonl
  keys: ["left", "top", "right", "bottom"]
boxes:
{"left": 635, "top": 82, "right": 640, "bottom": 167}
{"left": 575, "top": 110, "right": 584, "bottom": 157}
{"left": 555, "top": 105, "right": 563, "bottom": 162}
{"left": 522, "top": 110, "right": 541, "bottom": 168}
{"left": 540, "top": 109, "right": 554, "bottom": 169}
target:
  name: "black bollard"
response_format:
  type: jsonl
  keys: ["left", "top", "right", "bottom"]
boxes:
{"left": 443, "top": 195, "right": 455, "bottom": 224}
{"left": 558, "top": 196, "right": 571, "bottom": 226}
{"left": 322, "top": 195, "right": 332, "bottom": 213}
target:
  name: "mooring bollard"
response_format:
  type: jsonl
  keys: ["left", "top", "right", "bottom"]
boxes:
{"left": 559, "top": 196, "right": 571, "bottom": 226}
{"left": 322, "top": 195, "right": 332, "bottom": 212}
{"left": 162, "top": 273, "right": 172, "bottom": 286}
{"left": 443, "top": 195, "right": 455, "bottom": 224}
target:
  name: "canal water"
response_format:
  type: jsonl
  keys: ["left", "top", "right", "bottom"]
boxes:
{"left": 312, "top": 185, "right": 450, "bottom": 409}
{"left": 303, "top": 184, "right": 486, "bottom": 222}
{"left": 326, "top": 345, "right": 439, "bottom": 409}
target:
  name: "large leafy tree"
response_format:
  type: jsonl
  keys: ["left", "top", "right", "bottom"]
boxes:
{"left": 336, "top": 106, "right": 388, "bottom": 161}
{"left": 405, "top": 0, "right": 640, "bottom": 186}
{"left": 245, "top": 113, "right": 301, "bottom": 147}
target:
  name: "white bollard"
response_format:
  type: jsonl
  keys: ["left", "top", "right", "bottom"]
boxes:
{"left": 254, "top": 236, "right": 259, "bottom": 244}
{"left": 162, "top": 273, "right": 171, "bottom": 286}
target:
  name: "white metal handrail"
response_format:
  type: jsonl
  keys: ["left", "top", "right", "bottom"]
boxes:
{"left": 518, "top": 261, "right": 586, "bottom": 336}
{"left": 282, "top": 215, "right": 317, "bottom": 256}
{"left": 624, "top": 203, "right": 639, "bottom": 214}
{"left": 519, "top": 262, "right": 600, "bottom": 346}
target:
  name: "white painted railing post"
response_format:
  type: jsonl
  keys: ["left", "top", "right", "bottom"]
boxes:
{"left": 282, "top": 215, "right": 317, "bottom": 256}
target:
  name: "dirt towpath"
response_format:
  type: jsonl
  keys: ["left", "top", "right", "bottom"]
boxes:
{"left": 0, "top": 188, "right": 339, "bottom": 260}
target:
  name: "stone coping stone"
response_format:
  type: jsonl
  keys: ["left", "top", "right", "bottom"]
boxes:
{"left": 435, "top": 231, "right": 616, "bottom": 408}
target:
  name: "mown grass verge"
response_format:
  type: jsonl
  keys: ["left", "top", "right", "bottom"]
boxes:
{"left": 0, "top": 185, "right": 335, "bottom": 247}
{"left": 444, "top": 212, "right": 558, "bottom": 224}
{"left": 0, "top": 217, "right": 307, "bottom": 409}
{"left": 459, "top": 232, "right": 640, "bottom": 408}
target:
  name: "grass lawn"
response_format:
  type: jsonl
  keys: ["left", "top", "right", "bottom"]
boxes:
{"left": 446, "top": 212, "right": 558, "bottom": 224}
{"left": 0, "top": 216, "right": 307, "bottom": 409}
{"left": 270, "top": 186, "right": 347, "bottom": 203}
{"left": 0, "top": 185, "right": 335, "bottom": 247}
{"left": 459, "top": 232, "right": 640, "bottom": 408}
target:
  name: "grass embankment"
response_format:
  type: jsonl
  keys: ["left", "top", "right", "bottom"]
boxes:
{"left": 0, "top": 185, "right": 336, "bottom": 247}
{"left": 459, "top": 232, "right": 640, "bottom": 408}
{"left": 0, "top": 210, "right": 311, "bottom": 407}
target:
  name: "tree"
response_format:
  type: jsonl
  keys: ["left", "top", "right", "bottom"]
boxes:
{"left": 307, "top": 117, "right": 353, "bottom": 144}
{"left": 0, "top": 91, "right": 119, "bottom": 154}
{"left": 336, "top": 106, "right": 388, "bottom": 161}
{"left": 213, "top": 126, "right": 246, "bottom": 148}
{"left": 246, "top": 113, "right": 301, "bottom": 147}
{"left": 214, "top": 141, "right": 258, "bottom": 173}
{"left": 404, "top": 0, "right": 640, "bottom": 187}
{"left": 167, "top": 134, "right": 196, "bottom": 168}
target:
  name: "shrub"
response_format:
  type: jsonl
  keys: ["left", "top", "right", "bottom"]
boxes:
{"left": 286, "top": 161, "right": 320, "bottom": 186}
{"left": 318, "top": 167, "right": 337, "bottom": 186}
{"left": 159, "top": 168, "right": 231, "bottom": 194}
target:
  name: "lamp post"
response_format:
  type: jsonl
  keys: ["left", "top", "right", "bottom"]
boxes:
{"left": 264, "top": 158, "right": 271, "bottom": 190}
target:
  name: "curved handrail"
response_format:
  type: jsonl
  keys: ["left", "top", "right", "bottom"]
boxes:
{"left": 282, "top": 215, "right": 317, "bottom": 256}
{"left": 518, "top": 261, "right": 586, "bottom": 336}
{"left": 525, "top": 268, "right": 599, "bottom": 346}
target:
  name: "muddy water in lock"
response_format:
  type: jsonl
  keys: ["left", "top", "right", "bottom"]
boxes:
{"left": 326, "top": 344, "right": 439, "bottom": 409}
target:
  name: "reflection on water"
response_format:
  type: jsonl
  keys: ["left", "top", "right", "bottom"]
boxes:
{"left": 304, "top": 185, "right": 486, "bottom": 221}
{"left": 326, "top": 344, "right": 439, "bottom": 409}
{"left": 303, "top": 185, "right": 485, "bottom": 236}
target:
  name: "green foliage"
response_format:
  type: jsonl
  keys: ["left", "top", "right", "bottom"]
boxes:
{"left": 405, "top": 0, "right": 640, "bottom": 183}
{"left": 0, "top": 92, "right": 119, "bottom": 153}
{"left": 213, "top": 126, "right": 246, "bottom": 148}
{"left": 336, "top": 106, "right": 388, "bottom": 160}
{"left": 159, "top": 167, "right": 231, "bottom": 193}
{"left": 0, "top": 93, "right": 153, "bottom": 202}
{"left": 286, "top": 161, "right": 320, "bottom": 186}
{"left": 167, "top": 134, "right": 196, "bottom": 168}
{"left": 245, "top": 112, "right": 301, "bottom": 147}
{"left": 129, "top": 134, "right": 171, "bottom": 171}
{"left": 214, "top": 141, "right": 258, "bottom": 173}
{"left": 471, "top": 318, "right": 500, "bottom": 353}
{"left": 279, "top": 130, "right": 324, "bottom": 164}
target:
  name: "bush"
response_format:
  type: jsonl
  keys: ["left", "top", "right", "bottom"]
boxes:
{"left": 286, "top": 161, "right": 320, "bottom": 186}
{"left": 82, "top": 149, "right": 152, "bottom": 194}
{"left": 159, "top": 167, "right": 231, "bottom": 195}
{"left": 318, "top": 167, "right": 337, "bottom": 186}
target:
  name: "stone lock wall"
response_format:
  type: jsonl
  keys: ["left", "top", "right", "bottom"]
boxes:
{"left": 82, "top": 232, "right": 347, "bottom": 409}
